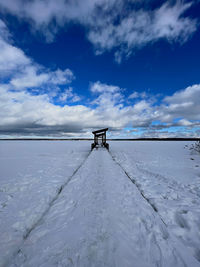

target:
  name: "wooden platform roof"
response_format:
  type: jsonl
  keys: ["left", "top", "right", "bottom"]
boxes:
{"left": 92, "top": 128, "right": 108, "bottom": 135}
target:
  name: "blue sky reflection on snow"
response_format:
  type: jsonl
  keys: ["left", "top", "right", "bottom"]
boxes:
{"left": 0, "top": 0, "right": 200, "bottom": 138}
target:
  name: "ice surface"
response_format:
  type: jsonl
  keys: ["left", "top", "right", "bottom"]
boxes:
{"left": 0, "top": 141, "right": 200, "bottom": 266}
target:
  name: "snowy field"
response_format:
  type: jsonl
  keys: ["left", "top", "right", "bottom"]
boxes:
{"left": 0, "top": 141, "right": 200, "bottom": 266}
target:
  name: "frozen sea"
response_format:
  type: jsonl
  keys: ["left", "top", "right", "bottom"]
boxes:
{"left": 0, "top": 140, "right": 200, "bottom": 266}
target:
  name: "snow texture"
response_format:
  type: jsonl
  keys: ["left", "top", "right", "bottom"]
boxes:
{"left": 0, "top": 141, "right": 90, "bottom": 266}
{"left": 110, "top": 141, "right": 200, "bottom": 265}
{"left": 0, "top": 141, "right": 200, "bottom": 266}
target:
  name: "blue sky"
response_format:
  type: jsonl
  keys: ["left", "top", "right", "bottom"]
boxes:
{"left": 0, "top": 0, "right": 200, "bottom": 138}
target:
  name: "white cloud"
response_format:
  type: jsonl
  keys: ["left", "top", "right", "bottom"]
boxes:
{"left": 0, "top": 0, "right": 197, "bottom": 62}
{"left": 129, "top": 92, "right": 139, "bottom": 99}
{"left": 177, "top": 119, "right": 193, "bottom": 126}
{"left": 58, "top": 87, "right": 81, "bottom": 103}
{"left": 0, "top": 84, "right": 92, "bottom": 129}
{"left": 0, "top": 21, "right": 30, "bottom": 74}
{"left": 162, "top": 84, "right": 200, "bottom": 121}
{"left": 164, "top": 84, "right": 200, "bottom": 104}
{"left": 0, "top": 19, "right": 11, "bottom": 41}
{"left": 10, "top": 66, "right": 48, "bottom": 89}
{"left": 10, "top": 66, "right": 74, "bottom": 90}
{"left": 133, "top": 100, "right": 150, "bottom": 112}
{"left": 90, "top": 81, "right": 121, "bottom": 94}
{"left": 0, "top": 39, "right": 30, "bottom": 74}
{"left": 90, "top": 81, "right": 124, "bottom": 110}
{"left": 153, "top": 2, "right": 194, "bottom": 41}
{"left": 48, "top": 69, "right": 74, "bottom": 85}
{"left": 89, "top": 2, "right": 197, "bottom": 62}
{"left": 0, "top": 17, "right": 74, "bottom": 103}
{"left": 128, "top": 91, "right": 147, "bottom": 99}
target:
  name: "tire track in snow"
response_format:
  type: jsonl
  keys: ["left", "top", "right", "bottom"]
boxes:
{"left": 109, "top": 150, "right": 200, "bottom": 266}
{"left": 23, "top": 150, "right": 92, "bottom": 239}
{"left": 5, "top": 150, "right": 92, "bottom": 267}
{"left": 109, "top": 151, "right": 167, "bottom": 226}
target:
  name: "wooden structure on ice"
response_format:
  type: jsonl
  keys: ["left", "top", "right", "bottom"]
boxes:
{"left": 91, "top": 128, "right": 109, "bottom": 150}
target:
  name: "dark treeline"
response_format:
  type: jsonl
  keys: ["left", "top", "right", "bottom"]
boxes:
{"left": 0, "top": 138, "right": 199, "bottom": 141}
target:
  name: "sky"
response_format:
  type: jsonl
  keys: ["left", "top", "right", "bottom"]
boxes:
{"left": 0, "top": 0, "right": 200, "bottom": 138}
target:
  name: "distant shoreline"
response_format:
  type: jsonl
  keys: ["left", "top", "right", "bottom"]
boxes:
{"left": 0, "top": 138, "right": 199, "bottom": 141}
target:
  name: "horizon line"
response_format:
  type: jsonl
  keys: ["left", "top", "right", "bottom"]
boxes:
{"left": 0, "top": 138, "right": 199, "bottom": 141}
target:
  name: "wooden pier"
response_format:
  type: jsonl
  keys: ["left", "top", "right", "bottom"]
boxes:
{"left": 91, "top": 128, "right": 109, "bottom": 150}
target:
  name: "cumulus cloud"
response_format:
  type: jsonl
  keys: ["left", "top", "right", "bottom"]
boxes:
{"left": 177, "top": 119, "right": 193, "bottom": 126}
{"left": 128, "top": 91, "right": 147, "bottom": 99}
{"left": 0, "top": 84, "right": 91, "bottom": 128}
{"left": 128, "top": 92, "right": 139, "bottom": 99}
{"left": 1, "top": 80, "right": 200, "bottom": 137}
{"left": 90, "top": 81, "right": 125, "bottom": 113}
{"left": 0, "top": 19, "right": 74, "bottom": 91}
{"left": 0, "top": 39, "right": 30, "bottom": 74}
{"left": 161, "top": 84, "right": 200, "bottom": 121}
{"left": 0, "top": 18, "right": 75, "bottom": 107}
{"left": 0, "top": 21, "right": 30, "bottom": 75}
{"left": 90, "top": 81, "right": 121, "bottom": 94}
{"left": 0, "top": 0, "right": 198, "bottom": 62}
{"left": 0, "top": 82, "right": 129, "bottom": 136}
{"left": 58, "top": 87, "right": 81, "bottom": 103}
{"left": 10, "top": 66, "right": 74, "bottom": 90}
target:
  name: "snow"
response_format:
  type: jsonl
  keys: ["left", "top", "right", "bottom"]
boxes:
{"left": 110, "top": 141, "right": 200, "bottom": 265}
{"left": 0, "top": 141, "right": 90, "bottom": 266}
{"left": 0, "top": 141, "right": 200, "bottom": 266}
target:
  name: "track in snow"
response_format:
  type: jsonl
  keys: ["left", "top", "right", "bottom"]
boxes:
{"left": 4, "top": 150, "right": 92, "bottom": 267}
{"left": 9, "top": 148, "right": 200, "bottom": 266}
{"left": 109, "top": 151, "right": 167, "bottom": 226}
{"left": 23, "top": 150, "right": 92, "bottom": 239}
{"left": 109, "top": 147, "right": 200, "bottom": 264}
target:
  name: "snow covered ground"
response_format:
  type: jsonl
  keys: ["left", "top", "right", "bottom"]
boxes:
{"left": 0, "top": 141, "right": 90, "bottom": 266}
{"left": 0, "top": 141, "right": 200, "bottom": 266}
{"left": 110, "top": 141, "right": 200, "bottom": 265}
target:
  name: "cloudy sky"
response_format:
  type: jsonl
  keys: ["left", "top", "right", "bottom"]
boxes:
{"left": 0, "top": 0, "right": 200, "bottom": 138}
